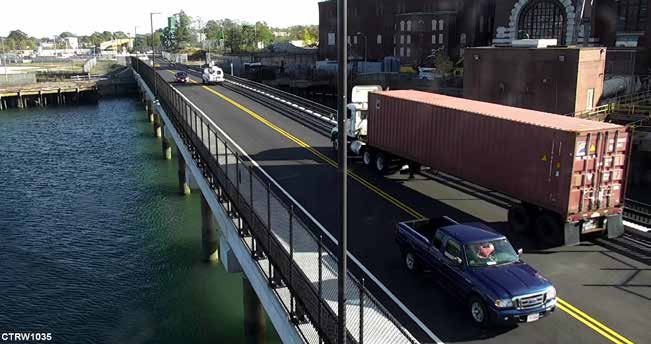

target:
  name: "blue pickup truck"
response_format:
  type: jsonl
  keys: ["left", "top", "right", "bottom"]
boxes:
{"left": 396, "top": 217, "right": 557, "bottom": 326}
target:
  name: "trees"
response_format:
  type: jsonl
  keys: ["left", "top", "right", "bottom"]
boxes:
{"left": 6, "top": 30, "right": 36, "bottom": 50}
{"left": 174, "top": 11, "right": 192, "bottom": 50}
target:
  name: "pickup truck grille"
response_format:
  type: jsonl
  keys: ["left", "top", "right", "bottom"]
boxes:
{"left": 515, "top": 292, "right": 546, "bottom": 310}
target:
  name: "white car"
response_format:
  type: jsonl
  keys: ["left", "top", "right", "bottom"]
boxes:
{"left": 202, "top": 66, "right": 224, "bottom": 85}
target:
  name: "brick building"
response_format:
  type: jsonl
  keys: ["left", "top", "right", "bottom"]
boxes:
{"left": 318, "top": 0, "right": 496, "bottom": 65}
{"left": 493, "top": 0, "right": 649, "bottom": 74}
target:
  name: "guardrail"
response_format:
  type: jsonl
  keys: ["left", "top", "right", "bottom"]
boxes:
{"left": 131, "top": 57, "right": 418, "bottom": 344}
{"left": 624, "top": 198, "right": 651, "bottom": 227}
{"left": 225, "top": 74, "right": 338, "bottom": 121}
{"left": 571, "top": 89, "right": 651, "bottom": 120}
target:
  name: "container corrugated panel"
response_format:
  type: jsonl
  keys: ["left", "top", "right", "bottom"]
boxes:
{"left": 367, "top": 90, "right": 630, "bottom": 220}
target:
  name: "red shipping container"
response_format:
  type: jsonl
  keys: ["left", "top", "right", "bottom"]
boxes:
{"left": 367, "top": 90, "right": 630, "bottom": 223}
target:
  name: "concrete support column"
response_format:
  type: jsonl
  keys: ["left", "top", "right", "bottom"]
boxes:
{"left": 147, "top": 101, "right": 155, "bottom": 123}
{"left": 153, "top": 114, "right": 162, "bottom": 138}
{"left": 200, "top": 193, "right": 218, "bottom": 262}
{"left": 177, "top": 153, "right": 191, "bottom": 195}
{"left": 161, "top": 125, "right": 172, "bottom": 160}
{"left": 243, "top": 276, "right": 267, "bottom": 344}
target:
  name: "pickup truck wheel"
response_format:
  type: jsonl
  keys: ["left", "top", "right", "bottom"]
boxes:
{"left": 404, "top": 251, "right": 421, "bottom": 272}
{"left": 469, "top": 297, "right": 489, "bottom": 327}
{"left": 534, "top": 213, "right": 563, "bottom": 247}
{"left": 508, "top": 204, "right": 532, "bottom": 233}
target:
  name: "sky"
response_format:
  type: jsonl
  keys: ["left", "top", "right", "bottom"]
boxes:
{"left": 0, "top": 0, "right": 321, "bottom": 38}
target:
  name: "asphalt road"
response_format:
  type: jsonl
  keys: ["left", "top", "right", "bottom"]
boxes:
{"left": 158, "top": 64, "right": 649, "bottom": 344}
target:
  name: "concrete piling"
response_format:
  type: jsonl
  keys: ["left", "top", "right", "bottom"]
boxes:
{"left": 147, "top": 101, "right": 155, "bottom": 123}
{"left": 161, "top": 126, "right": 172, "bottom": 160}
{"left": 153, "top": 113, "right": 162, "bottom": 138}
{"left": 243, "top": 277, "right": 267, "bottom": 344}
{"left": 177, "top": 153, "right": 191, "bottom": 195}
{"left": 200, "top": 194, "right": 219, "bottom": 262}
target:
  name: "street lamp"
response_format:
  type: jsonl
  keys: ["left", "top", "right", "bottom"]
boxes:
{"left": 150, "top": 12, "right": 161, "bottom": 98}
{"left": 356, "top": 32, "right": 367, "bottom": 74}
{"left": 336, "top": 1, "right": 348, "bottom": 344}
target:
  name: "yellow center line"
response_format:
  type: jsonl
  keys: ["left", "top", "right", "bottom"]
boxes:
{"left": 166, "top": 69, "right": 635, "bottom": 344}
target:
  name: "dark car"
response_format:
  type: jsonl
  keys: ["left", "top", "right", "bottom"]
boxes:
{"left": 175, "top": 71, "right": 188, "bottom": 83}
{"left": 396, "top": 217, "right": 557, "bottom": 327}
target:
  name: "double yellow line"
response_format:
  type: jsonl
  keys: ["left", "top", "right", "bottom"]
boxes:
{"left": 557, "top": 299, "right": 633, "bottom": 344}
{"left": 174, "top": 70, "right": 635, "bottom": 344}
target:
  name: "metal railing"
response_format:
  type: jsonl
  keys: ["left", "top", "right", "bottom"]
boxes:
{"left": 225, "top": 74, "right": 338, "bottom": 120}
{"left": 131, "top": 57, "right": 419, "bottom": 344}
{"left": 571, "top": 88, "right": 651, "bottom": 120}
{"left": 624, "top": 198, "right": 651, "bottom": 227}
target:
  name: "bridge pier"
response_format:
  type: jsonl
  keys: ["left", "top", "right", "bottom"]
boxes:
{"left": 201, "top": 193, "right": 219, "bottom": 262}
{"left": 147, "top": 101, "right": 155, "bottom": 123}
{"left": 177, "top": 152, "right": 191, "bottom": 195}
{"left": 161, "top": 125, "right": 172, "bottom": 160}
{"left": 243, "top": 276, "right": 267, "bottom": 344}
{"left": 153, "top": 113, "right": 162, "bottom": 138}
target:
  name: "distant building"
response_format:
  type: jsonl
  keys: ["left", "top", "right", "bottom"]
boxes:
{"left": 318, "top": 0, "right": 496, "bottom": 65}
{"left": 64, "top": 37, "right": 79, "bottom": 50}
{"left": 464, "top": 44, "right": 606, "bottom": 115}
{"left": 493, "top": 0, "right": 650, "bottom": 75}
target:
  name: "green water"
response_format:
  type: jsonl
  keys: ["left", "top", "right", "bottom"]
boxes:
{"left": 0, "top": 98, "right": 280, "bottom": 343}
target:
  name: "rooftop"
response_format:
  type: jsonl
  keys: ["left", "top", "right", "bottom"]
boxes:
{"left": 442, "top": 224, "right": 504, "bottom": 244}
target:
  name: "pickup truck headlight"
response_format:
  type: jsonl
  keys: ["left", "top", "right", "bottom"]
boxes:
{"left": 494, "top": 299, "right": 513, "bottom": 308}
{"left": 546, "top": 286, "right": 557, "bottom": 300}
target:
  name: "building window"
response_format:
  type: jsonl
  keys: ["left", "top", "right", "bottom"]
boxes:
{"left": 460, "top": 33, "right": 467, "bottom": 45}
{"left": 400, "top": 47, "right": 404, "bottom": 56}
{"left": 518, "top": 0, "right": 567, "bottom": 44}
{"left": 400, "top": 21, "right": 405, "bottom": 31}
{"left": 377, "top": 34, "right": 382, "bottom": 45}
{"left": 439, "top": 19, "right": 445, "bottom": 31}
{"left": 393, "top": 35, "right": 396, "bottom": 44}
{"left": 407, "top": 20, "right": 412, "bottom": 31}
{"left": 617, "top": 0, "right": 648, "bottom": 31}
{"left": 397, "top": 1, "right": 406, "bottom": 14}
{"left": 354, "top": 35, "right": 358, "bottom": 45}
{"left": 328, "top": 33, "right": 336, "bottom": 46}
{"left": 439, "top": 34, "right": 444, "bottom": 44}
{"left": 432, "top": 19, "right": 437, "bottom": 31}
{"left": 400, "top": 35, "right": 405, "bottom": 44}
{"left": 432, "top": 34, "right": 436, "bottom": 44}
{"left": 586, "top": 88, "right": 595, "bottom": 110}
{"left": 406, "top": 47, "right": 411, "bottom": 57}
{"left": 347, "top": 35, "right": 351, "bottom": 44}
{"left": 407, "top": 35, "right": 411, "bottom": 44}
{"left": 480, "top": 16, "right": 484, "bottom": 33}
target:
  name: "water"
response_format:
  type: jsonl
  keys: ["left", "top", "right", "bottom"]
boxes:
{"left": 0, "top": 99, "right": 280, "bottom": 343}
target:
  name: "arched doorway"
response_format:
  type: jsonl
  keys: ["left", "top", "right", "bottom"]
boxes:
{"left": 518, "top": 0, "right": 567, "bottom": 44}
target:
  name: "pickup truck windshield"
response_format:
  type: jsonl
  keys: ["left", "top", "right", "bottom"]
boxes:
{"left": 464, "top": 239, "right": 518, "bottom": 267}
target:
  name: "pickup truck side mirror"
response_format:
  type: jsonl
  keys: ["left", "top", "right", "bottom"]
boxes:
{"left": 517, "top": 248, "right": 523, "bottom": 256}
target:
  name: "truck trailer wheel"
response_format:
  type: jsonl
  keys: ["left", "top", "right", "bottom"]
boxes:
{"left": 508, "top": 204, "right": 532, "bottom": 233}
{"left": 362, "top": 149, "right": 373, "bottom": 166}
{"left": 534, "top": 213, "right": 563, "bottom": 247}
{"left": 375, "top": 152, "right": 389, "bottom": 174}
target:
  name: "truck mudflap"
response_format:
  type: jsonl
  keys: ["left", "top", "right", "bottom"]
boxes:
{"left": 606, "top": 213, "right": 624, "bottom": 239}
{"left": 563, "top": 213, "right": 624, "bottom": 245}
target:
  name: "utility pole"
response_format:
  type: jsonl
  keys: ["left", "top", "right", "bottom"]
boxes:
{"left": 150, "top": 12, "right": 161, "bottom": 98}
{"left": 336, "top": 0, "right": 348, "bottom": 343}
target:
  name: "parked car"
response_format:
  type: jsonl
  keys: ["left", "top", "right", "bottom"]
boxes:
{"left": 175, "top": 71, "right": 188, "bottom": 83}
{"left": 395, "top": 217, "right": 557, "bottom": 327}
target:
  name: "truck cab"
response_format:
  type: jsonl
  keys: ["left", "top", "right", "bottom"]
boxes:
{"left": 396, "top": 217, "right": 557, "bottom": 326}
{"left": 330, "top": 85, "right": 382, "bottom": 154}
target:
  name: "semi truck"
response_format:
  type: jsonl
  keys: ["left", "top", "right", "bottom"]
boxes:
{"left": 331, "top": 88, "right": 631, "bottom": 246}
